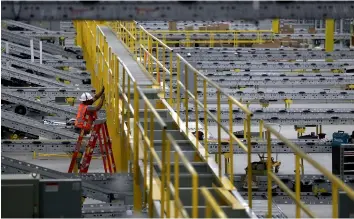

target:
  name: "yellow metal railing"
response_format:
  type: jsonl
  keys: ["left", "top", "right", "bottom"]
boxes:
{"left": 75, "top": 20, "right": 223, "bottom": 218}
{"left": 147, "top": 29, "right": 274, "bottom": 47}
{"left": 264, "top": 123, "right": 354, "bottom": 218}
{"left": 200, "top": 187, "right": 227, "bottom": 218}
{"left": 76, "top": 20, "right": 354, "bottom": 218}
{"left": 113, "top": 21, "right": 255, "bottom": 208}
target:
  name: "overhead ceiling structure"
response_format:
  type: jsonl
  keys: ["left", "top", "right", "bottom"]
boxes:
{"left": 2, "top": 1, "right": 354, "bottom": 20}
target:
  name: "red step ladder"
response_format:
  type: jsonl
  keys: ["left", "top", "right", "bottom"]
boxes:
{"left": 68, "top": 111, "right": 116, "bottom": 173}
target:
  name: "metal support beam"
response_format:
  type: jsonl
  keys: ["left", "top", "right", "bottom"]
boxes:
{"left": 2, "top": 1, "right": 354, "bottom": 20}
{"left": 273, "top": 19, "right": 280, "bottom": 34}
{"left": 325, "top": 18, "right": 335, "bottom": 52}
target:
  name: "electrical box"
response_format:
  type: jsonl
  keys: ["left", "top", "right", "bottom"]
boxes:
{"left": 1, "top": 173, "right": 40, "bottom": 218}
{"left": 39, "top": 179, "right": 82, "bottom": 218}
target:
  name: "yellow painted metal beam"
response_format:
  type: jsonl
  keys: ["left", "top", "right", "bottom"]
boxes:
{"left": 272, "top": 19, "right": 280, "bottom": 34}
{"left": 325, "top": 19, "right": 334, "bottom": 52}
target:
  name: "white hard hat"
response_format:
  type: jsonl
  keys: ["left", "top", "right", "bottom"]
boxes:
{"left": 79, "top": 92, "right": 93, "bottom": 101}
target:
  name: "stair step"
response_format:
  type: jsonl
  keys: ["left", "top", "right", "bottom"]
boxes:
{"left": 184, "top": 206, "right": 249, "bottom": 218}
{"left": 159, "top": 173, "right": 217, "bottom": 187}
{"left": 177, "top": 187, "right": 242, "bottom": 208}
{"left": 138, "top": 109, "right": 171, "bottom": 119}
{"left": 139, "top": 120, "right": 178, "bottom": 130}
{"left": 154, "top": 162, "right": 210, "bottom": 174}
{"left": 148, "top": 130, "right": 187, "bottom": 140}
{"left": 155, "top": 150, "right": 196, "bottom": 162}
{"left": 153, "top": 140, "right": 195, "bottom": 151}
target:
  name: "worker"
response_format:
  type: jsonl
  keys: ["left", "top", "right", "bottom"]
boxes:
{"left": 74, "top": 87, "right": 105, "bottom": 135}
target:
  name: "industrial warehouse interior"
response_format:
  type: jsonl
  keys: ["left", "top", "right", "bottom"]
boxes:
{"left": 1, "top": 1, "right": 354, "bottom": 218}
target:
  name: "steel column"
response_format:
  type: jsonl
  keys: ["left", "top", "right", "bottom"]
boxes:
{"left": 325, "top": 19, "right": 335, "bottom": 52}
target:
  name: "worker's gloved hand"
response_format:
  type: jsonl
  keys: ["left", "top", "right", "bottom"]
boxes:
{"left": 102, "top": 86, "right": 105, "bottom": 92}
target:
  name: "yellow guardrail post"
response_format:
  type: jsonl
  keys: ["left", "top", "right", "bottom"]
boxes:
{"left": 246, "top": 113, "right": 252, "bottom": 208}
{"left": 133, "top": 81, "right": 142, "bottom": 211}
{"left": 266, "top": 129, "right": 272, "bottom": 218}
{"left": 228, "top": 99, "right": 234, "bottom": 183}
{"left": 201, "top": 187, "right": 227, "bottom": 218}
{"left": 217, "top": 90, "right": 222, "bottom": 177}
{"left": 264, "top": 123, "right": 354, "bottom": 218}
{"left": 203, "top": 79, "right": 208, "bottom": 158}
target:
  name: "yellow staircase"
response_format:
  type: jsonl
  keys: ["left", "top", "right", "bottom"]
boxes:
{"left": 74, "top": 20, "right": 354, "bottom": 218}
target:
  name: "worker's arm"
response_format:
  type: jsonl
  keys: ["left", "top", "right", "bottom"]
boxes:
{"left": 93, "top": 86, "right": 105, "bottom": 103}
{"left": 94, "top": 93, "right": 105, "bottom": 111}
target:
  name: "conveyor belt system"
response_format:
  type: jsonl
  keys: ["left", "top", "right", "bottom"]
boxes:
{"left": 1, "top": 156, "right": 133, "bottom": 203}
{"left": 181, "top": 52, "right": 354, "bottom": 61}
{"left": 185, "top": 88, "right": 354, "bottom": 102}
{"left": 1, "top": 41, "right": 61, "bottom": 60}
{"left": 171, "top": 76, "right": 354, "bottom": 87}
{"left": 1, "top": 110, "right": 78, "bottom": 139}
{"left": 207, "top": 139, "right": 332, "bottom": 154}
{"left": 1, "top": 87, "right": 95, "bottom": 99}
{"left": 9, "top": 31, "right": 76, "bottom": 38}
{"left": 32, "top": 59, "right": 86, "bottom": 68}
{"left": 1, "top": 139, "right": 96, "bottom": 153}
{"left": 1, "top": 66, "right": 70, "bottom": 87}
{"left": 151, "top": 32, "right": 351, "bottom": 40}
{"left": 170, "top": 47, "right": 354, "bottom": 54}
{"left": 181, "top": 114, "right": 354, "bottom": 125}
{"left": 0, "top": 139, "right": 332, "bottom": 154}
{"left": 2, "top": 54, "right": 89, "bottom": 83}
{"left": 199, "top": 72, "right": 354, "bottom": 78}
{"left": 82, "top": 203, "right": 133, "bottom": 218}
{"left": 233, "top": 174, "right": 354, "bottom": 204}
{"left": 1, "top": 29, "right": 78, "bottom": 59}
{"left": 2, "top": 20, "right": 49, "bottom": 32}
{"left": 166, "top": 60, "right": 353, "bottom": 70}
{"left": 1, "top": 91, "right": 77, "bottom": 118}
{"left": 179, "top": 106, "right": 354, "bottom": 125}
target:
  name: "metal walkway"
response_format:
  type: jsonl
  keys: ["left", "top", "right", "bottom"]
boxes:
{"left": 78, "top": 21, "right": 257, "bottom": 218}
{"left": 99, "top": 26, "right": 153, "bottom": 87}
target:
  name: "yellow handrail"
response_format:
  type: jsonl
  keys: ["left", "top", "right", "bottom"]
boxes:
{"left": 116, "top": 20, "right": 255, "bottom": 208}
{"left": 145, "top": 29, "right": 274, "bottom": 47}
{"left": 200, "top": 187, "right": 228, "bottom": 218}
{"left": 76, "top": 20, "right": 354, "bottom": 219}
{"left": 264, "top": 123, "right": 354, "bottom": 218}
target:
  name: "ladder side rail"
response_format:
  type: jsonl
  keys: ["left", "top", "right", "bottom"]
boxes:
{"left": 68, "top": 129, "right": 85, "bottom": 173}
{"left": 80, "top": 125, "right": 101, "bottom": 173}
{"left": 103, "top": 122, "right": 117, "bottom": 172}
{"left": 97, "top": 124, "right": 109, "bottom": 173}
{"left": 101, "top": 122, "right": 113, "bottom": 173}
